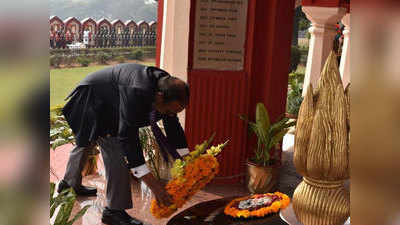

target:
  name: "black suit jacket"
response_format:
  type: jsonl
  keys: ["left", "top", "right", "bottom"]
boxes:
{"left": 62, "top": 63, "right": 187, "bottom": 168}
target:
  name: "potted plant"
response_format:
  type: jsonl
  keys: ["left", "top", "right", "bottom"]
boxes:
{"left": 241, "top": 103, "right": 295, "bottom": 193}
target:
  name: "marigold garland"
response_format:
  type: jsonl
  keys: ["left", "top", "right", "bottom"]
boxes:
{"left": 224, "top": 192, "right": 290, "bottom": 218}
{"left": 150, "top": 135, "right": 228, "bottom": 219}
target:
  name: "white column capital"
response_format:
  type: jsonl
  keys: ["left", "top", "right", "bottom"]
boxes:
{"left": 341, "top": 13, "right": 350, "bottom": 38}
{"left": 302, "top": 6, "right": 347, "bottom": 27}
{"left": 341, "top": 13, "right": 350, "bottom": 28}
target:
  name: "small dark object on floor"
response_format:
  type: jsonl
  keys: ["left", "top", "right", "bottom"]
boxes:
{"left": 102, "top": 207, "right": 144, "bottom": 225}
{"left": 57, "top": 179, "right": 97, "bottom": 196}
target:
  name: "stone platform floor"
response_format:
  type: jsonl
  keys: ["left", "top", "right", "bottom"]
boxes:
{"left": 50, "top": 134, "right": 302, "bottom": 225}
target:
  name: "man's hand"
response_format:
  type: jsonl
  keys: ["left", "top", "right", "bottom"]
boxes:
{"left": 140, "top": 173, "right": 173, "bottom": 206}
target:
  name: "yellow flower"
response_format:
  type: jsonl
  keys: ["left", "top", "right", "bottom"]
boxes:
{"left": 237, "top": 210, "right": 250, "bottom": 218}
{"left": 271, "top": 201, "right": 282, "bottom": 213}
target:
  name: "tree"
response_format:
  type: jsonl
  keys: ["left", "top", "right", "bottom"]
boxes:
{"left": 292, "top": 6, "right": 302, "bottom": 46}
{"left": 292, "top": 6, "right": 311, "bottom": 46}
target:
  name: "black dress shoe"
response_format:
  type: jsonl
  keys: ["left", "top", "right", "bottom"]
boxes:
{"left": 57, "top": 179, "right": 97, "bottom": 197}
{"left": 120, "top": 210, "right": 143, "bottom": 225}
{"left": 102, "top": 207, "right": 143, "bottom": 225}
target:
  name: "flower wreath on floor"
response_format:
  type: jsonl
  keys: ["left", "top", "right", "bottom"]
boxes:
{"left": 150, "top": 134, "right": 229, "bottom": 219}
{"left": 224, "top": 192, "right": 290, "bottom": 218}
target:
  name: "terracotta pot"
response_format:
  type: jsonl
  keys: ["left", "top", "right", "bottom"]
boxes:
{"left": 246, "top": 161, "right": 280, "bottom": 194}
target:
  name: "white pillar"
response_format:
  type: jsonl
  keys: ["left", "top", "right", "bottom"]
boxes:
{"left": 302, "top": 6, "right": 347, "bottom": 95}
{"left": 159, "top": 0, "right": 191, "bottom": 127}
{"left": 159, "top": 0, "right": 190, "bottom": 82}
{"left": 159, "top": 0, "right": 169, "bottom": 69}
{"left": 340, "top": 13, "right": 350, "bottom": 87}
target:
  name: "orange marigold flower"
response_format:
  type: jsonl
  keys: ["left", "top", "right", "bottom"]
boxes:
{"left": 150, "top": 153, "right": 221, "bottom": 218}
{"left": 224, "top": 192, "right": 290, "bottom": 219}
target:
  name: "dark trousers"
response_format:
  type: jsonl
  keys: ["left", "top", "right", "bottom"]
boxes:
{"left": 63, "top": 137, "right": 133, "bottom": 210}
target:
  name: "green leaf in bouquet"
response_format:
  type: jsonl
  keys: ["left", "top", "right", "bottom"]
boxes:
{"left": 171, "top": 159, "right": 185, "bottom": 179}
{"left": 191, "top": 133, "right": 215, "bottom": 159}
{"left": 194, "top": 133, "right": 216, "bottom": 156}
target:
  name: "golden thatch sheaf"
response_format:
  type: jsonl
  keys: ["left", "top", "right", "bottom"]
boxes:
{"left": 344, "top": 84, "right": 350, "bottom": 131}
{"left": 315, "top": 77, "right": 335, "bottom": 179}
{"left": 292, "top": 51, "right": 350, "bottom": 225}
{"left": 318, "top": 52, "right": 342, "bottom": 91}
{"left": 294, "top": 83, "right": 314, "bottom": 176}
{"left": 330, "top": 84, "right": 349, "bottom": 179}
{"left": 307, "top": 108, "right": 332, "bottom": 179}
{"left": 344, "top": 84, "right": 350, "bottom": 176}
{"left": 294, "top": 51, "right": 349, "bottom": 180}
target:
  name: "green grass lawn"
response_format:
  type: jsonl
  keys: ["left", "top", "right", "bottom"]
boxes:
{"left": 51, "top": 62, "right": 155, "bottom": 107}
{"left": 51, "top": 65, "right": 110, "bottom": 107}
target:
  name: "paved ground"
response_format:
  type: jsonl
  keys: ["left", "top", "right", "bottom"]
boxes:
{"left": 50, "top": 134, "right": 302, "bottom": 225}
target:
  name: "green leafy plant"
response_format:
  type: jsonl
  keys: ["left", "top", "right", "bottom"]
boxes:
{"left": 114, "top": 55, "right": 126, "bottom": 63}
{"left": 290, "top": 45, "right": 301, "bottom": 72}
{"left": 50, "top": 47, "right": 155, "bottom": 57}
{"left": 299, "top": 46, "right": 309, "bottom": 65}
{"left": 129, "top": 49, "right": 144, "bottom": 60}
{"left": 287, "top": 72, "right": 304, "bottom": 115}
{"left": 96, "top": 52, "right": 112, "bottom": 64}
{"left": 77, "top": 57, "right": 91, "bottom": 67}
{"left": 306, "top": 31, "right": 311, "bottom": 40}
{"left": 50, "top": 182, "right": 90, "bottom": 225}
{"left": 299, "top": 18, "right": 311, "bottom": 31}
{"left": 49, "top": 47, "right": 156, "bottom": 67}
{"left": 65, "top": 56, "right": 77, "bottom": 67}
{"left": 241, "top": 103, "right": 296, "bottom": 166}
{"left": 50, "top": 105, "right": 75, "bottom": 150}
{"left": 134, "top": 49, "right": 144, "bottom": 60}
{"left": 50, "top": 55, "right": 63, "bottom": 68}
